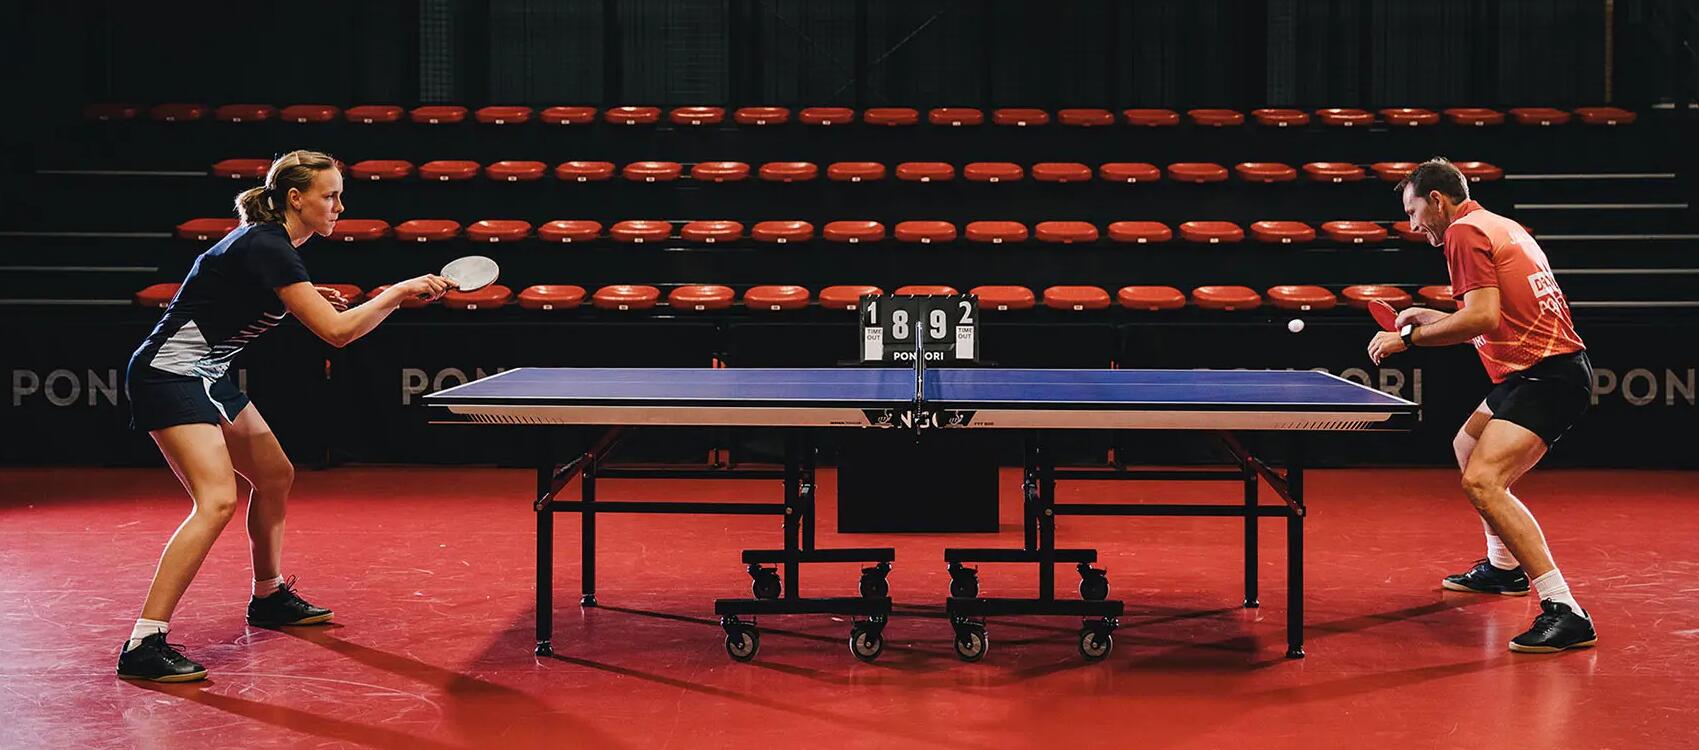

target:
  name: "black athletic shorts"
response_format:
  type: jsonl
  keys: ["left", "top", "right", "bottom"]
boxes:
{"left": 125, "top": 355, "right": 250, "bottom": 432}
{"left": 1484, "top": 350, "right": 1593, "bottom": 446}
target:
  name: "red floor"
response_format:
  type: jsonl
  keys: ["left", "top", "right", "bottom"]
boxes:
{"left": 2, "top": 465, "right": 1696, "bottom": 749}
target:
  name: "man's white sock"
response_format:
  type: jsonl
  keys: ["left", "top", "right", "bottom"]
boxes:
{"left": 254, "top": 575, "right": 285, "bottom": 598}
{"left": 1531, "top": 569, "right": 1587, "bottom": 619}
{"left": 1486, "top": 533, "right": 1519, "bottom": 571}
{"left": 125, "top": 618, "right": 169, "bottom": 652}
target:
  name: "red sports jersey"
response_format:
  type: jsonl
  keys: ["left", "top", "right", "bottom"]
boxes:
{"left": 1444, "top": 201, "right": 1585, "bottom": 383}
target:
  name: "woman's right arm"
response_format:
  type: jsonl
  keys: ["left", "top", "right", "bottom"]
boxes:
{"left": 276, "top": 275, "right": 450, "bottom": 348}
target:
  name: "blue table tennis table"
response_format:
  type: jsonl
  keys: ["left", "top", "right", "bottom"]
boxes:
{"left": 426, "top": 366, "right": 1417, "bottom": 662}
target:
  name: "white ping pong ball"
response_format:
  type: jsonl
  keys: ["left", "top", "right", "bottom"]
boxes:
{"left": 1287, "top": 318, "right": 1305, "bottom": 333}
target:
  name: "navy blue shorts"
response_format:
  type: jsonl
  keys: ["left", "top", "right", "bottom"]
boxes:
{"left": 125, "top": 356, "right": 250, "bottom": 432}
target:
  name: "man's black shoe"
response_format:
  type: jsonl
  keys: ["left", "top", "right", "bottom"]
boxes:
{"left": 116, "top": 633, "right": 207, "bottom": 682}
{"left": 1510, "top": 600, "right": 1598, "bottom": 653}
{"left": 247, "top": 577, "right": 334, "bottom": 627}
{"left": 1441, "top": 559, "right": 1530, "bottom": 595}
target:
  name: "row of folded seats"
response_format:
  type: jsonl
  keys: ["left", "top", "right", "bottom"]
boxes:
{"left": 174, "top": 217, "right": 1444, "bottom": 245}
{"left": 134, "top": 281, "right": 1457, "bottom": 314}
{"left": 210, "top": 158, "right": 1506, "bottom": 185}
{"left": 94, "top": 104, "right": 1639, "bottom": 128}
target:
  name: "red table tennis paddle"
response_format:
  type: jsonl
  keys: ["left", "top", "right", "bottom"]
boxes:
{"left": 1369, "top": 299, "right": 1400, "bottom": 332}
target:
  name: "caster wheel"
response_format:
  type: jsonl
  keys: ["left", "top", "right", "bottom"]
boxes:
{"left": 1079, "top": 574, "right": 1109, "bottom": 602}
{"left": 725, "top": 626, "right": 760, "bottom": 662}
{"left": 953, "top": 625, "right": 988, "bottom": 662}
{"left": 750, "top": 569, "right": 781, "bottom": 600}
{"left": 1078, "top": 628, "right": 1113, "bottom": 661}
{"left": 849, "top": 624, "right": 885, "bottom": 662}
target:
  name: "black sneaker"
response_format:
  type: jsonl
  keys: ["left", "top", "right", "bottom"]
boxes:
{"left": 1441, "top": 559, "right": 1530, "bottom": 595}
{"left": 247, "top": 576, "right": 334, "bottom": 627}
{"left": 1510, "top": 600, "right": 1598, "bottom": 653}
{"left": 116, "top": 633, "right": 207, "bottom": 682}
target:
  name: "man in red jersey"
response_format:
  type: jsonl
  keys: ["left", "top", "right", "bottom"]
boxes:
{"left": 1369, "top": 157, "right": 1597, "bottom": 653}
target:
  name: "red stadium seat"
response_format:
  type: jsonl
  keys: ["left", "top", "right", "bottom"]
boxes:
{"left": 1235, "top": 162, "right": 1297, "bottom": 183}
{"left": 518, "top": 285, "right": 587, "bottom": 310}
{"left": 211, "top": 158, "right": 270, "bottom": 179}
{"left": 799, "top": 107, "right": 854, "bottom": 125}
{"left": 604, "top": 106, "right": 661, "bottom": 125}
{"left": 1107, "top": 221, "right": 1172, "bottom": 244}
{"left": 622, "top": 161, "right": 683, "bottom": 182}
{"left": 149, "top": 103, "right": 208, "bottom": 122}
{"left": 1251, "top": 108, "right": 1309, "bottom": 127}
{"left": 368, "top": 284, "right": 432, "bottom": 309}
{"left": 1058, "top": 108, "right": 1114, "bottom": 127}
{"left": 486, "top": 161, "right": 546, "bottom": 182}
{"left": 1445, "top": 107, "right": 1504, "bottom": 126}
{"left": 1342, "top": 285, "right": 1412, "bottom": 310}
{"left": 1418, "top": 285, "right": 1458, "bottom": 311}
{"left": 752, "top": 220, "right": 815, "bottom": 243}
{"left": 828, "top": 162, "right": 887, "bottom": 182}
{"left": 1371, "top": 162, "right": 1417, "bottom": 183}
{"left": 970, "top": 286, "right": 1036, "bottom": 311}
{"left": 1316, "top": 108, "right": 1373, "bottom": 127}
{"left": 1510, "top": 107, "right": 1572, "bottom": 126}
{"left": 1122, "top": 108, "right": 1180, "bottom": 126}
{"left": 135, "top": 283, "right": 179, "bottom": 308}
{"left": 1117, "top": 286, "right": 1186, "bottom": 311}
{"left": 411, "top": 105, "right": 468, "bottom": 124}
{"left": 964, "top": 221, "right": 1029, "bottom": 244}
{"left": 1380, "top": 107, "right": 1439, "bottom": 127}
{"left": 1455, "top": 161, "right": 1504, "bottom": 182}
{"left": 175, "top": 218, "right": 238, "bottom": 241}
{"left": 1302, "top": 162, "right": 1366, "bottom": 183}
{"left": 1099, "top": 163, "right": 1161, "bottom": 183}
{"left": 592, "top": 285, "right": 661, "bottom": 310}
{"left": 1043, "top": 286, "right": 1111, "bottom": 311}
{"left": 475, "top": 106, "right": 532, "bottom": 125}
{"left": 680, "top": 220, "right": 743, "bottom": 244}
{"left": 443, "top": 285, "right": 513, "bottom": 310}
{"left": 1192, "top": 285, "right": 1262, "bottom": 311}
{"left": 818, "top": 285, "right": 882, "bottom": 310}
{"left": 344, "top": 105, "right": 402, "bottom": 124}
{"left": 420, "top": 160, "right": 480, "bottom": 181}
{"left": 734, "top": 106, "right": 790, "bottom": 125}
{"left": 280, "top": 104, "right": 339, "bottom": 123}
{"left": 669, "top": 106, "right": 725, "bottom": 125}
{"left": 327, "top": 219, "right": 390, "bottom": 242}
{"left": 555, "top": 161, "right": 616, "bottom": 182}
{"left": 744, "top": 285, "right": 811, "bottom": 311}
{"left": 537, "top": 220, "right": 602, "bottom": 243}
{"left": 1034, "top": 221, "right": 1100, "bottom": 244}
{"left": 929, "top": 107, "right": 984, "bottom": 126}
{"left": 894, "top": 221, "right": 957, "bottom": 244}
{"left": 214, "top": 104, "right": 275, "bottom": 123}
{"left": 759, "top": 162, "right": 819, "bottom": 182}
{"left": 1575, "top": 106, "right": 1636, "bottom": 125}
{"left": 465, "top": 220, "right": 531, "bottom": 243}
{"left": 1394, "top": 220, "right": 1428, "bottom": 244}
{"left": 82, "top": 103, "right": 136, "bottom": 121}
{"left": 609, "top": 220, "right": 672, "bottom": 243}
{"left": 350, "top": 160, "right": 414, "bottom": 181}
{"left": 1322, "top": 221, "right": 1388, "bottom": 244}
{"left": 1267, "top": 285, "right": 1337, "bottom": 311}
{"left": 1188, "top": 109, "right": 1244, "bottom": 126}
{"left": 1032, "top": 163, "right": 1092, "bottom": 183}
{"left": 668, "top": 285, "right": 736, "bottom": 311}
{"left": 864, "top": 107, "right": 919, "bottom": 126}
{"left": 1250, "top": 221, "right": 1315, "bottom": 244}
{"left": 823, "top": 221, "right": 886, "bottom": 243}
{"left": 541, "top": 106, "right": 597, "bottom": 125}
{"left": 1168, "top": 162, "right": 1229, "bottom": 183}
{"left": 690, "top": 161, "right": 751, "bottom": 183}
{"left": 1178, "top": 221, "right": 1244, "bottom": 243}
{"left": 394, "top": 219, "right": 461, "bottom": 242}
{"left": 894, "top": 285, "right": 959, "bottom": 296}
{"left": 992, "top": 108, "right": 1050, "bottom": 126}
{"left": 895, "top": 162, "right": 956, "bottom": 182}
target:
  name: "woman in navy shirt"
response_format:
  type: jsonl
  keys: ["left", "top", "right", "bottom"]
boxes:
{"left": 118, "top": 151, "right": 450, "bottom": 681}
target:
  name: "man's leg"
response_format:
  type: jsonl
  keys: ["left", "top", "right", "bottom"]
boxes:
{"left": 1441, "top": 402, "right": 1530, "bottom": 594}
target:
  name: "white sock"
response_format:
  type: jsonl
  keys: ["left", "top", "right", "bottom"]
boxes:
{"left": 1485, "top": 533, "right": 1519, "bottom": 571}
{"left": 1531, "top": 569, "right": 1587, "bottom": 619}
{"left": 254, "top": 575, "right": 285, "bottom": 598}
{"left": 125, "top": 618, "right": 169, "bottom": 652}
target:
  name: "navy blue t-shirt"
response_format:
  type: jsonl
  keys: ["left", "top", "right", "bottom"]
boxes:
{"left": 133, "top": 223, "right": 311, "bottom": 379}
